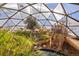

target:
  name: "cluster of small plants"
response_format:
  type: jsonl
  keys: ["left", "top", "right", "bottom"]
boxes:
{"left": 0, "top": 24, "right": 66, "bottom": 56}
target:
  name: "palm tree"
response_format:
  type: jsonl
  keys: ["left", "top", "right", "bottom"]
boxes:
{"left": 24, "top": 15, "right": 39, "bottom": 30}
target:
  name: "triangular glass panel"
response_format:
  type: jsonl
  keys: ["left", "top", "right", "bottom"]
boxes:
{"left": 68, "top": 27, "right": 79, "bottom": 37}
{"left": 33, "top": 14, "right": 46, "bottom": 19}
{"left": 46, "top": 3, "right": 58, "bottom": 10}
{"left": 4, "top": 19, "right": 15, "bottom": 27}
{"left": 63, "top": 3, "right": 79, "bottom": 14}
{"left": 11, "top": 19, "right": 21, "bottom": 25}
{"left": 38, "top": 19, "right": 47, "bottom": 25}
{"left": 48, "top": 13, "right": 56, "bottom": 22}
{"left": 69, "top": 12, "right": 79, "bottom": 21}
{"left": 59, "top": 17, "right": 67, "bottom": 26}
{"left": 11, "top": 12, "right": 23, "bottom": 20}
{"left": 17, "top": 20, "right": 25, "bottom": 27}
{"left": 20, "top": 12, "right": 29, "bottom": 19}
{"left": 0, "top": 20, "right": 7, "bottom": 27}
{"left": 44, "top": 20, "right": 52, "bottom": 26}
{"left": 0, "top": 9, "right": 8, "bottom": 19}
{"left": 39, "top": 4, "right": 50, "bottom": 12}
{"left": 42, "top": 13, "right": 51, "bottom": 19}
{"left": 3, "top": 3, "right": 18, "bottom": 9}
{"left": 21, "top": 6, "right": 34, "bottom": 14}
{"left": 36, "top": 20, "right": 42, "bottom": 26}
{"left": 67, "top": 27, "right": 77, "bottom": 37}
{"left": 1, "top": 8, "right": 17, "bottom": 17}
{"left": 67, "top": 17, "right": 79, "bottom": 26}
{"left": 53, "top": 13, "right": 64, "bottom": 21}
{"left": 54, "top": 4, "right": 64, "bottom": 14}
{"left": 17, "top": 3, "right": 28, "bottom": 10}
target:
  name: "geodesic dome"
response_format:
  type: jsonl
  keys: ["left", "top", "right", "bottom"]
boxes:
{"left": 0, "top": 3, "right": 79, "bottom": 37}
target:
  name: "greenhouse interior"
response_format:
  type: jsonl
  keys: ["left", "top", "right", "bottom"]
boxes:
{"left": 0, "top": 3, "right": 79, "bottom": 56}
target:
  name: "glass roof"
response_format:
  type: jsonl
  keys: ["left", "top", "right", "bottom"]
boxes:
{"left": 0, "top": 3, "right": 79, "bottom": 37}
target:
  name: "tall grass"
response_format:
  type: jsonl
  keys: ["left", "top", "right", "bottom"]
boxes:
{"left": 0, "top": 29, "right": 36, "bottom": 56}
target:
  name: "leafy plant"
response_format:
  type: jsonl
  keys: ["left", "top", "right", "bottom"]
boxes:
{"left": 24, "top": 16, "right": 39, "bottom": 30}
